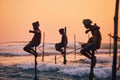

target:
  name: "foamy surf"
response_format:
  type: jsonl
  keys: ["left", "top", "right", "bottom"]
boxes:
{"left": 0, "top": 42, "right": 120, "bottom": 80}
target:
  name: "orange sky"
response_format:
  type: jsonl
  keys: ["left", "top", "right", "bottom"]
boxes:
{"left": 0, "top": 0, "right": 119, "bottom": 43}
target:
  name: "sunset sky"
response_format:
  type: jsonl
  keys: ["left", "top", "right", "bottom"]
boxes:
{"left": 0, "top": 0, "right": 120, "bottom": 43}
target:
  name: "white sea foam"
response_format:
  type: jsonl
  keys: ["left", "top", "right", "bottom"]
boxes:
{"left": 16, "top": 62, "right": 120, "bottom": 78}
{"left": 94, "top": 67, "right": 111, "bottom": 78}
{"left": 15, "top": 53, "right": 120, "bottom": 79}
{"left": 1, "top": 42, "right": 120, "bottom": 79}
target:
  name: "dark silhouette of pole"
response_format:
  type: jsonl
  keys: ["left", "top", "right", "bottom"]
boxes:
{"left": 89, "top": 50, "right": 95, "bottom": 80}
{"left": 42, "top": 32, "right": 45, "bottom": 62}
{"left": 112, "top": 0, "right": 119, "bottom": 80}
{"left": 34, "top": 47, "right": 38, "bottom": 80}
{"left": 63, "top": 27, "right": 67, "bottom": 64}
{"left": 74, "top": 35, "right": 76, "bottom": 60}
{"left": 109, "top": 33, "right": 112, "bottom": 56}
{"left": 55, "top": 55, "right": 57, "bottom": 64}
{"left": 88, "top": 33, "right": 96, "bottom": 80}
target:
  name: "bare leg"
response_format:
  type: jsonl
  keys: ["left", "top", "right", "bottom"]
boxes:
{"left": 23, "top": 46, "right": 38, "bottom": 57}
{"left": 82, "top": 53, "right": 92, "bottom": 60}
{"left": 80, "top": 49, "right": 92, "bottom": 60}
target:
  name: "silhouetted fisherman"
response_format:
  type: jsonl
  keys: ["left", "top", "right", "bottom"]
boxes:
{"left": 55, "top": 28, "right": 68, "bottom": 56}
{"left": 80, "top": 19, "right": 102, "bottom": 67}
{"left": 23, "top": 21, "right": 41, "bottom": 57}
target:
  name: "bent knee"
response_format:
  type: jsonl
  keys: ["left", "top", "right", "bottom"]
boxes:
{"left": 23, "top": 46, "right": 30, "bottom": 51}
{"left": 23, "top": 46, "right": 27, "bottom": 51}
{"left": 56, "top": 48, "right": 61, "bottom": 52}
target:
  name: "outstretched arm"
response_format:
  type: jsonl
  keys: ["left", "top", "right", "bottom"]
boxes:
{"left": 85, "top": 29, "right": 90, "bottom": 34}
{"left": 29, "top": 30, "right": 39, "bottom": 33}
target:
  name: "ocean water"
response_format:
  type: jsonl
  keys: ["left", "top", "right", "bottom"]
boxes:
{"left": 0, "top": 42, "right": 120, "bottom": 80}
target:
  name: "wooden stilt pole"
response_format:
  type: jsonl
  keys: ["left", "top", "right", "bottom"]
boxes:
{"left": 63, "top": 27, "right": 67, "bottom": 64}
{"left": 34, "top": 47, "right": 38, "bottom": 80}
{"left": 89, "top": 50, "right": 95, "bottom": 80}
{"left": 74, "top": 35, "right": 76, "bottom": 60}
{"left": 42, "top": 32, "right": 45, "bottom": 62}
{"left": 109, "top": 33, "right": 112, "bottom": 56}
{"left": 55, "top": 55, "right": 57, "bottom": 64}
{"left": 112, "top": 0, "right": 119, "bottom": 80}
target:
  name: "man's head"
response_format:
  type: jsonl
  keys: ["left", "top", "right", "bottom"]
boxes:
{"left": 32, "top": 21, "right": 39, "bottom": 29}
{"left": 83, "top": 19, "right": 92, "bottom": 28}
{"left": 59, "top": 28, "right": 64, "bottom": 34}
